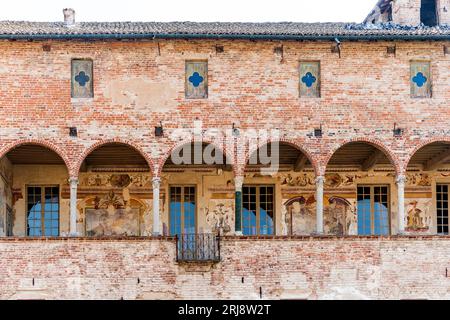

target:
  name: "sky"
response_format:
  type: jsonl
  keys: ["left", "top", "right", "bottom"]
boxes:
{"left": 0, "top": 0, "right": 376, "bottom": 23}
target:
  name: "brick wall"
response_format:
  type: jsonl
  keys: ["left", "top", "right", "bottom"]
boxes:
{"left": 392, "top": 0, "right": 450, "bottom": 25}
{"left": 438, "top": 0, "right": 450, "bottom": 24}
{"left": 0, "top": 39, "right": 449, "bottom": 176}
{"left": 0, "top": 237, "right": 448, "bottom": 299}
{"left": 392, "top": 0, "right": 422, "bottom": 25}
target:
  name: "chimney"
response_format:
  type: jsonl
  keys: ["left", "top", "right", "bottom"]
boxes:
{"left": 63, "top": 8, "right": 75, "bottom": 26}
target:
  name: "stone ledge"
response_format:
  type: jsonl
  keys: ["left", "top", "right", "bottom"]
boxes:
{"left": 221, "top": 235, "right": 450, "bottom": 241}
{"left": 0, "top": 236, "right": 177, "bottom": 242}
{"left": 0, "top": 235, "right": 449, "bottom": 242}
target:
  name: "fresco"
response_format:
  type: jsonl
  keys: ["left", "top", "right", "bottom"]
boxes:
{"left": 75, "top": 172, "right": 153, "bottom": 236}
{"left": 205, "top": 201, "right": 234, "bottom": 235}
{"left": 279, "top": 173, "right": 314, "bottom": 187}
{"left": 406, "top": 173, "right": 432, "bottom": 187}
{"left": 81, "top": 173, "right": 151, "bottom": 189}
{"left": 324, "top": 197, "right": 357, "bottom": 236}
{"left": 0, "top": 158, "right": 13, "bottom": 236}
{"left": 283, "top": 194, "right": 357, "bottom": 236}
{"left": 85, "top": 207, "right": 140, "bottom": 236}
{"left": 283, "top": 196, "right": 315, "bottom": 235}
{"left": 83, "top": 189, "right": 143, "bottom": 236}
{"left": 405, "top": 199, "right": 432, "bottom": 232}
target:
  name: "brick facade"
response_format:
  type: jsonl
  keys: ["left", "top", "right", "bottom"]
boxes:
{"left": 0, "top": 2, "right": 450, "bottom": 300}
{"left": 0, "top": 40, "right": 449, "bottom": 174}
{"left": 0, "top": 237, "right": 449, "bottom": 300}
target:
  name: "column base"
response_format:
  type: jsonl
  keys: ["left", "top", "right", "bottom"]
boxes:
{"left": 311, "top": 232, "right": 324, "bottom": 236}
{"left": 69, "top": 232, "right": 80, "bottom": 237}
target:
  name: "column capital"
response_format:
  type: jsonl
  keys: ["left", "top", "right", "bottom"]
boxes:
{"left": 315, "top": 175, "right": 325, "bottom": 184}
{"left": 234, "top": 176, "right": 244, "bottom": 192}
{"left": 396, "top": 175, "right": 406, "bottom": 184}
{"left": 152, "top": 177, "right": 161, "bottom": 188}
{"left": 69, "top": 177, "right": 79, "bottom": 185}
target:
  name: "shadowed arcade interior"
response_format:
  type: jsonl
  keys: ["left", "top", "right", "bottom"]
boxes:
{"left": 79, "top": 143, "right": 150, "bottom": 172}
{"left": 0, "top": 144, "right": 69, "bottom": 237}
{"left": 245, "top": 142, "right": 312, "bottom": 172}
{"left": 407, "top": 142, "right": 450, "bottom": 171}
{"left": 162, "top": 142, "right": 231, "bottom": 172}
{"left": 326, "top": 142, "right": 393, "bottom": 171}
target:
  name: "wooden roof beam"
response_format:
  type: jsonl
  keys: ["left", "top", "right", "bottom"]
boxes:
{"left": 424, "top": 147, "right": 450, "bottom": 171}
{"left": 294, "top": 154, "right": 308, "bottom": 172}
{"left": 361, "top": 149, "right": 384, "bottom": 171}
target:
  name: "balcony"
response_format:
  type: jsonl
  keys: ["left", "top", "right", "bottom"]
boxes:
{"left": 175, "top": 233, "right": 221, "bottom": 263}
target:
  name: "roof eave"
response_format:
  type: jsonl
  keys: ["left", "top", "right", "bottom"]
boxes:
{"left": 0, "top": 33, "right": 449, "bottom": 41}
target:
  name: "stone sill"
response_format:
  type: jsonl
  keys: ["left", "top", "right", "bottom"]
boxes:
{"left": 0, "top": 235, "right": 449, "bottom": 242}
{"left": 0, "top": 236, "right": 176, "bottom": 242}
{"left": 221, "top": 235, "right": 450, "bottom": 241}
{"left": 71, "top": 98, "right": 94, "bottom": 104}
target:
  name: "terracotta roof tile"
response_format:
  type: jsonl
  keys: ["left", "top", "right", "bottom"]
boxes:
{"left": 0, "top": 21, "right": 448, "bottom": 40}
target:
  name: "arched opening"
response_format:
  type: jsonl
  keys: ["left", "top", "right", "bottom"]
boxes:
{"left": 421, "top": 0, "right": 438, "bottom": 26}
{"left": 325, "top": 142, "right": 396, "bottom": 236}
{"left": 407, "top": 142, "right": 450, "bottom": 235}
{"left": 162, "top": 142, "right": 232, "bottom": 239}
{"left": 0, "top": 143, "right": 69, "bottom": 237}
{"left": 78, "top": 142, "right": 151, "bottom": 237}
{"left": 79, "top": 143, "right": 150, "bottom": 172}
{"left": 245, "top": 142, "right": 314, "bottom": 236}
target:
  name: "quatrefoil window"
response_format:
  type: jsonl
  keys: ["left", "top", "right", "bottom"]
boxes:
{"left": 75, "top": 71, "right": 90, "bottom": 87}
{"left": 301, "top": 72, "right": 317, "bottom": 88}
{"left": 188, "top": 72, "right": 204, "bottom": 87}
{"left": 412, "top": 72, "right": 427, "bottom": 87}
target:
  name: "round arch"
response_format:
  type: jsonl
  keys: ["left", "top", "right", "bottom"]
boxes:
{"left": 157, "top": 138, "right": 236, "bottom": 176}
{"left": 0, "top": 139, "right": 72, "bottom": 173}
{"left": 405, "top": 137, "right": 450, "bottom": 171}
{"left": 323, "top": 137, "right": 401, "bottom": 176}
{"left": 244, "top": 138, "right": 320, "bottom": 176}
{"left": 74, "top": 138, "right": 154, "bottom": 177}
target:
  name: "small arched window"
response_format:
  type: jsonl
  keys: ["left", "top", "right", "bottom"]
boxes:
{"left": 420, "top": 0, "right": 438, "bottom": 26}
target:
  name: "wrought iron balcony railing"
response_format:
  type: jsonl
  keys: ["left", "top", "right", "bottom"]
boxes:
{"left": 175, "top": 233, "right": 221, "bottom": 262}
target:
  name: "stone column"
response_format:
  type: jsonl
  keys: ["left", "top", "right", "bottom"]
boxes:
{"left": 234, "top": 176, "right": 244, "bottom": 235}
{"left": 69, "top": 177, "right": 78, "bottom": 236}
{"left": 152, "top": 177, "right": 161, "bottom": 236}
{"left": 396, "top": 175, "right": 406, "bottom": 235}
{"left": 316, "top": 175, "right": 325, "bottom": 235}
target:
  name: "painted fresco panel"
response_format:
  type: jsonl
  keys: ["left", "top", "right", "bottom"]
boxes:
{"left": 85, "top": 208, "right": 140, "bottom": 236}
{"left": 405, "top": 198, "right": 433, "bottom": 232}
